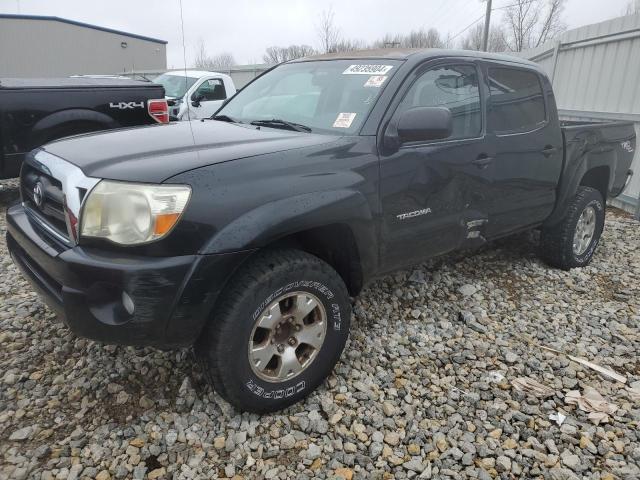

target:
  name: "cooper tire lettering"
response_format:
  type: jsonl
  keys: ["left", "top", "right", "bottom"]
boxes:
{"left": 246, "top": 380, "right": 307, "bottom": 399}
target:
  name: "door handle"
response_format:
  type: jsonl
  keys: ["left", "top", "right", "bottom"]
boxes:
{"left": 472, "top": 154, "right": 493, "bottom": 168}
{"left": 541, "top": 145, "right": 557, "bottom": 157}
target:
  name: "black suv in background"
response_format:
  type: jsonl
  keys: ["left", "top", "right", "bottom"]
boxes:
{"left": 6, "top": 49, "right": 635, "bottom": 412}
{"left": 0, "top": 77, "right": 167, "bottom": 178}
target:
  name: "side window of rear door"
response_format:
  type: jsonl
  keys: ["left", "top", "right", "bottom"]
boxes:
{"left": 487, "top": 67, "right": 546, "bottom": 134}
{"left": 398, "top": 64, "right": 482, "bottom": 141}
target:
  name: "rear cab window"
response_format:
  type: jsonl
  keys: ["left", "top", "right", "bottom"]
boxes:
{"left": 487, "top": 67, "right": 546, "bottom": 134}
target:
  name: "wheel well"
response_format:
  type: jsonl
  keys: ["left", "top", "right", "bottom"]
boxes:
{"left": 33, "top": 120, "right": 107, "bottom": 149}
{"left": 580, "top": 166, "right": 609, "bottom": 201}
{"left": 269, "top": 224, "right": 364, "bottom": 296}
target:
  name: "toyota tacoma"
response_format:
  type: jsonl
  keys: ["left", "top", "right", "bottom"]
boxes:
{"left": 6, "top": 50, "right": 635, "bottom": 412}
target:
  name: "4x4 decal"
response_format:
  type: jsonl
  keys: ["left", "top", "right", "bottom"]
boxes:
{"left": 109, "top": 101, "right": 144, "bottom": 109}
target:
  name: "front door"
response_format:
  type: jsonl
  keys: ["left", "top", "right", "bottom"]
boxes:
{"left": 188, "top": 78, "right": 228, "bottom": 120}
{"left": 379, "top": 61, "right": 493, "bottom": 271}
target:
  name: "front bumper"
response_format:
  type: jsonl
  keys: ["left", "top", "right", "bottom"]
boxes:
{"left": 6, "top": 203, "right": 252, "bottom": 347}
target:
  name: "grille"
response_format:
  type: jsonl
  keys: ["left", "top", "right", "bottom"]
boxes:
{"left": 21, "top": 163, "right": 69, "bottom": 240}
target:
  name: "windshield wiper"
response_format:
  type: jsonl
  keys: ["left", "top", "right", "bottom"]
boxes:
{"left": 250, "top": 119, "right": 312, "bottom": 133}
{"left": 211, "top": 114, "right": 240, "bottom": 123}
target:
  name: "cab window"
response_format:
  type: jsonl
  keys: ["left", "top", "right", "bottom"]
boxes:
{"left": 193, "top": 79, "right": 227, "bottom": 101}
{"left": 488, "top": 67, "right": 546, "bottom": 134}
{"left": 398, "top": 64, "right": 482, "bottom": 141}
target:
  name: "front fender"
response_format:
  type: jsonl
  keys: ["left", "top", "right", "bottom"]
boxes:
{"left": 202, "top": 189, "right": 377, "bottom": 276}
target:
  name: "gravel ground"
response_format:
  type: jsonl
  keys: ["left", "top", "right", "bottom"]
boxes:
{"left": 1, "top": 178, "right": 639, "bottom": 480}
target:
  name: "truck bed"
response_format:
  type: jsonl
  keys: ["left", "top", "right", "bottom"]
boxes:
{"left": 547, "top": 119, "right": 635, "bottom": 225}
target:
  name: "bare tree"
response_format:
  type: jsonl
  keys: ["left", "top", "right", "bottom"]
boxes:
{"left": 405, "top": 28, "right": 445, "bottom": 48}
{"left": 624, "top": 0, "right": 640, "bottom": 14}
{"left": 210, "top": 53, "right": 236, "bottom": 70}
{"left": 461, "top": 24, "right": 507, "bottom": 52}
{"left": 194, "top": 39, "right": 236, "bottom": 70}
{"left": 263, "top": 45, "right": 316, "bottom": 64}
{"left": 316, "top": 7, "right": 340, "bottom": 53}
{"left": 373, "top": 28, "right": 445, "bottom": 49}
{"left": 372, "top": 33, "right": 403, "bottom": 49}
{"left": 501, "top": 0, "right": 566, "bottom": 52}
{"left": 330, "top": 38, "right": 368, "bottom": 53}
{"left": 194, "top": 39, "right": 210, "bottom": 69}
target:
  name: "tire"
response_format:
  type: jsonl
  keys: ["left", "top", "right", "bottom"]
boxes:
{"left": 540, "top": 186, "right": 605, "bottom": 270}
{"left": 196, "top": 249, "right": 351, "bottom": 413}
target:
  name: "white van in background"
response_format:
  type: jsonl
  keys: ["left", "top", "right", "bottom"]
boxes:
{"left": 153, "top": 70, "right": 236, "bottom": 121}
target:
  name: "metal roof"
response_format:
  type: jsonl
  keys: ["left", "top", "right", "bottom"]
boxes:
{"left": 0, "top": 14, "right": 167, "bottom": 44}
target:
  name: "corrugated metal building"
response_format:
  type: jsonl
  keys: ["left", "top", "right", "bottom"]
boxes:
{"left": 0, "top": 14, "right": 167, "bottom": 77}
{"left": 519, "top": 13, "right": 640, "bottom": 215}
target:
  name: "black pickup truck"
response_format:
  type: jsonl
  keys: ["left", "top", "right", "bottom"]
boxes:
{"left": 6, "top": 49, "right": 635, "bottom": 412}
{"left": 0, "top": 77, "right": 168, "bottom": 179}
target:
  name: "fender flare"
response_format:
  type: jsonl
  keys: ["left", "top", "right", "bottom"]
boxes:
{"left": 202, "top": 189, "right": 377, "bottom": 277}
{"left": 545, "top": 138, "right": 611, "bottom": 227}
{"left": 30, "top": 109, "right": 119, "bottom": 147}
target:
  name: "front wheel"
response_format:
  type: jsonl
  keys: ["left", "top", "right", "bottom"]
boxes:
{"left": 197, "top": 249, "right": 351, "bottom": 413}
{"left": 540, "top": 186, "right": 605, "bottom": 270}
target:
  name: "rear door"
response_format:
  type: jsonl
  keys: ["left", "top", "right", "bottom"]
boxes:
{"left": 481, "top": 63, "right": 563, "bottom": 237}
{"left": 378, "top": 60, "right": 494, "bottom": 271}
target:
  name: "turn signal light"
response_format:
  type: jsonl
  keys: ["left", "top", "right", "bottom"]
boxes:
{"left": 154, "top": 212, "right": 181, "bottom": 236}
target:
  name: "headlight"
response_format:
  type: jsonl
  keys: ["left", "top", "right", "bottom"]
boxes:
{"left": 80, "top": 181, "right": 191, "bottom": 245}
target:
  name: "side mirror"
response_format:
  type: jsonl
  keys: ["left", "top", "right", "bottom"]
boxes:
{"left": 191, "top": 94, "right": 204, "bottom": 107}
{"left": 397, "top": 107, "right": 452, "bottom": 143}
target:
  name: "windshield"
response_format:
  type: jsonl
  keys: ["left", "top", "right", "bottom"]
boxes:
{"left": 217, "top": 60, "right": 402, "bottom": 134}
{"left": 153, "top": 73, "right": 198, "bottom": 98}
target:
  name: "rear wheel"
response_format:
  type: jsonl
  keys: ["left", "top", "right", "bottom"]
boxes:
{"left": 540, "top": 186, "right": 605, "bottom": 270}
{"left": 197, "top": 249, "right": 351, "bottom": 413}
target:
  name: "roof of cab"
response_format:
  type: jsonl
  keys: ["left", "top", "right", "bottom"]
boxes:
{"left": 160, "top": 70, "right": 233, "bottom": 80}
{"left": 293, "top": 48, "right": 541, "bottom": 69}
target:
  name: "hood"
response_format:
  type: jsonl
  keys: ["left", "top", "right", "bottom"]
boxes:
{"left": 43, "top": 120, "right": 339, "bottom": 183}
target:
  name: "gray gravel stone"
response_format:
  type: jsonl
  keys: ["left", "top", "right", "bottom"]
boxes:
{"left": 1, "top": 179, "right": 639, "bottom": 480}
{"left": 8, "top": 426, "right": 33, "bottom": 441}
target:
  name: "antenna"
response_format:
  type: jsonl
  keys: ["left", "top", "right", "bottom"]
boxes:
{"left": 178, "top": 0, "right": 191, "bottom": 121}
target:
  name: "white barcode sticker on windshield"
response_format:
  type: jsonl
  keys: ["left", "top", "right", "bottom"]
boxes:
{"left": 343, "top": 64, "right": 393, "bottom": 75}
{"left": 333, "top": 112, "right": 357, "bottom": 128}
{"left": 364, "top": 75, "right": 387, "bottom": 87}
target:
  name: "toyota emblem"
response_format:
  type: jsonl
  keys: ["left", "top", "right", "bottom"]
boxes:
{"left": 33, "top": 182, "right": 44, "bottom": 208}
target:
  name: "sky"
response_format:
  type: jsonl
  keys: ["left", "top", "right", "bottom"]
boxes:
{"left": 0, "top": 0, "right": 633, "bottom": 68}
